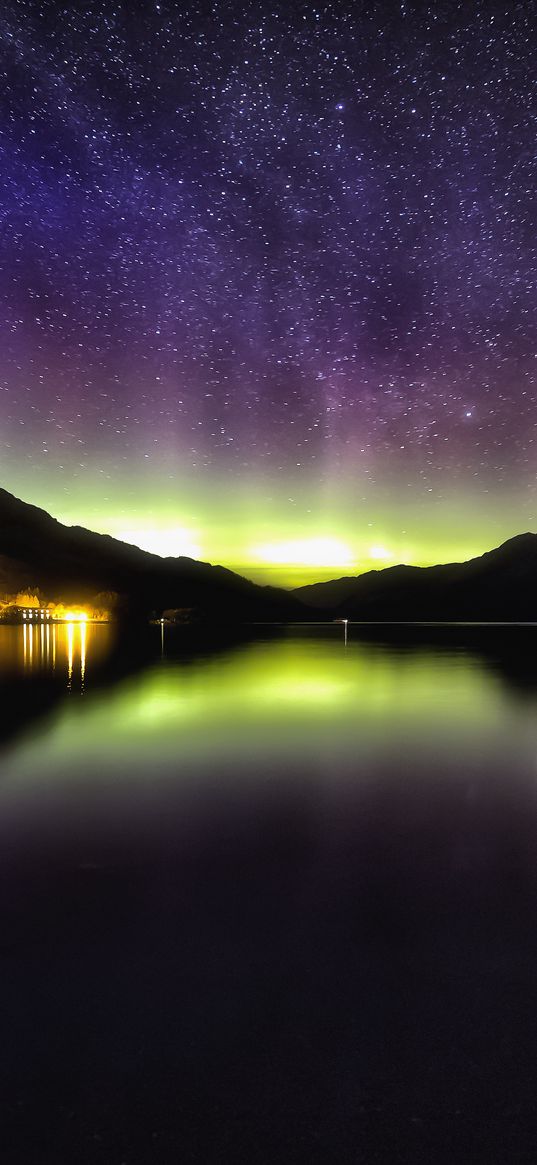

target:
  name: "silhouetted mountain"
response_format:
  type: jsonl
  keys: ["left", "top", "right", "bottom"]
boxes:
{"left": 6, "top": 487, "right": 537, "bottom": 623}
{"left": 0, "top": 488, "right": 303, "bottom": 622}
{"left": 294, "top": 534, "right": 537, "bottom": 621}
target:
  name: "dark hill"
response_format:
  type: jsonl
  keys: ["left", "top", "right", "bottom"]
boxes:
{"left": 294, "top": 534, "right": 537, "bottom": 621}
{"left": 0, "top": 488, "right": 302, "bottom": 622}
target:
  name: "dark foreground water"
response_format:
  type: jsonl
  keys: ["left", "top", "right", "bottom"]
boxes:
{"left": 2, "top": 622, "right": 537, "bottom": 1162}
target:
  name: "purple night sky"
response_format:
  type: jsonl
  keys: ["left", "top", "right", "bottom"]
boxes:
{"left": 1, "top": 0, "right": 536, "bottom": 583}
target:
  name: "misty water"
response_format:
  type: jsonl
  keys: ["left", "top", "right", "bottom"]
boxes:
{"left": 3, "top": 621, "right": 537, "bottom": 1162}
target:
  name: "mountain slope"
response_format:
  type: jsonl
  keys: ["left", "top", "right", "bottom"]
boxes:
{"left": 0, "top": 488, "right": 302, "bottom": 621}
{"left": 294, "top": 534, "right": 537, "bottom": 621}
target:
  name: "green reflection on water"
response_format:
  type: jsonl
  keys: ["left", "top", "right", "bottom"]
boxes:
{"left": 0, "top": 626, "right": 532, "bottom": 800}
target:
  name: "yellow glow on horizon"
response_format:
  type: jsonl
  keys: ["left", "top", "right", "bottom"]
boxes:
{"left": 251, "top": 536, "right": 356, "bottom": 570}
{"left": 369, "top": 545, "right": 394, "bottom": 562}
{"left": 63, "top": 611, "right": 89, "bottom": 623}
{"left": 114, "top": 526, "right": 203, "bottom": 561}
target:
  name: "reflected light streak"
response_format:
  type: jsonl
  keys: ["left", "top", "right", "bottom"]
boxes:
{"left": 80, "top": 622, "right": 86, "bottom": 690}
{"left": 67, "top": 622, "right": 74, "bottom": 688}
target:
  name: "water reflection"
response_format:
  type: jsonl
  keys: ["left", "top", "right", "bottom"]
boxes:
{"left": 1, "top": 620, "right": 112, "bottom": 685}
{"left": 3, "top": 624, "right": 537, "bottom": 1161}
{"left": 1, "top": 621, "right": 537, "bottom": 797}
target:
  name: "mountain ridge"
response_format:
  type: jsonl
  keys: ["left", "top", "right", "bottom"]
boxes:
{"left": 293, "top": 532, "right": 537, "bottom": 620}
{"left": 0, "top": 487, "right": 303, "bottom": 621}
{"left": 2, "top": 486, "right": 537, "bottom": 622}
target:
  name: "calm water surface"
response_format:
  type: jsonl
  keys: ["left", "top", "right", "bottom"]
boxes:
{"left": 2, "top": 622, "right": 537, "bottom": 1163}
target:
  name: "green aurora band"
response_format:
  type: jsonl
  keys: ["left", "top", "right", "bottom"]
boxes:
{"left": 5, "top": 462, "right": 537, "bottom": 587}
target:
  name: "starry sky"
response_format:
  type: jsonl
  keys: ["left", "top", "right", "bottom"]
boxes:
{"left": 1, "top": 0, "right": 537, "bottom": 586}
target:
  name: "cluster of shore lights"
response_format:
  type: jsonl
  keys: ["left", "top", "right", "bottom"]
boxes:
{"left": 21, "top": 608, "right": 90, "bottom": 622}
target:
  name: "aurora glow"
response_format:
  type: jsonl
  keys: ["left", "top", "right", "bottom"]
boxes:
{"left": 2, "top": 2, "right": 537, "bottom": 585}
{"left": 0, "top": 626, "right": 510, "bottom": 788}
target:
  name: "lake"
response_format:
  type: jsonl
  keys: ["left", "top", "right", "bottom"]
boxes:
{"left": 2, "top": 621, "right": 537, "bottom": 1162}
